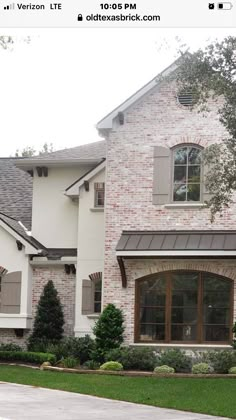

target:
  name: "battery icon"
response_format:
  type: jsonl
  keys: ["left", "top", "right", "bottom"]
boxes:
{"left": 218, "top": 2, "right": 233, "bottom": 9}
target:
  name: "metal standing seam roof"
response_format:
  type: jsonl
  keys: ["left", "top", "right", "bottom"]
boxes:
{"left": 116, "top": 231, "right": 236, "bottom": 252}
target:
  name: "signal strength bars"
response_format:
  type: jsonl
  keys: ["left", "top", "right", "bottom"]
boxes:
{"left": 4, "top": 3, "right": 15, "bottom": 9}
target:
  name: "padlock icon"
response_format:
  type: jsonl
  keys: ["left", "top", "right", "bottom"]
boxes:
{"left": 77, "top": 14, "right": 83, "bottom": 21}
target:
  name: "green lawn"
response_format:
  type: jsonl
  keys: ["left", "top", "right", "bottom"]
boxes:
{"left": 0, "top": 366, "right": 235, "bottom": 418}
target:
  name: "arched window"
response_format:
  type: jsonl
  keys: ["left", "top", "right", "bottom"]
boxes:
{"left": 135, "top": 271, "right": 233, "bottom": 344}
{"left": 173, "top": 145, "right": 202, "bottom": 202}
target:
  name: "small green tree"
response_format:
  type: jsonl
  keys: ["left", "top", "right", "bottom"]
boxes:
{"left": 28, "top": 280, "right": 64, "bottom": 350}
{"left": 93, "top": 303, "right": 124, "bottom": 362}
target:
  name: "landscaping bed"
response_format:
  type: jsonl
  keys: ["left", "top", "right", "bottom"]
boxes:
{"left": 42, "top": 365, "right": 236, "bottom": 378}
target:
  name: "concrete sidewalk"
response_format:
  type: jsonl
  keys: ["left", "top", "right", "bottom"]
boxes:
{"left": 0, "top": 382, "right": 231, "bottom": 420}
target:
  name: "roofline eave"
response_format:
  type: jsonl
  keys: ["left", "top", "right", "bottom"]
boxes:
{"left": 96, "top": 58, "right": 180, "bottom": 131}
{"left": 15, "top": 158, "right": 102, "bottom": 171}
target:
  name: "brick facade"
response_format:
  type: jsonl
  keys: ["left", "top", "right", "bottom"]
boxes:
{"left": 103, "top": 79, "right": 236, "bottom": 344}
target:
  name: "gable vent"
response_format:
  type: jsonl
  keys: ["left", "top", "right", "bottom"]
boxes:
{"left": 177, "top": 92, "right": 195, "bottom": 107}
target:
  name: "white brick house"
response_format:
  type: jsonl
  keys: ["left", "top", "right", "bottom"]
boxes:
{"left": 0, "top": 59, "right": 235, "bottom": 349}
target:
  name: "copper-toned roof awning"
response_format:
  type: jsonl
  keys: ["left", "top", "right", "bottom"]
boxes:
{"left": 116, "top": 231, "right": 236, "bottom": 288}
{"left": 116, "top": 231, "right": 236, "bottom": 255}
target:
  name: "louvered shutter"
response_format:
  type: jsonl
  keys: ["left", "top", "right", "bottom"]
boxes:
{"left": 1, "top": 271, "right": 21, "bottom": 314}
{"left": 82, "top": 279, "right": 94, "bottom": 315}
{"left": 153, "top": 146, "right": 171, "bottom": 205}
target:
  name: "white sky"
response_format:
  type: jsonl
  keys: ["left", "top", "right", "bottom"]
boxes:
{"left": 0, "top": 28, "right": 236, "bottom": 157}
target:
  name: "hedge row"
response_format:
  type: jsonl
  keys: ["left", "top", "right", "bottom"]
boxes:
{"left": 0, "top": 351, "right": 56, "bottom": 365}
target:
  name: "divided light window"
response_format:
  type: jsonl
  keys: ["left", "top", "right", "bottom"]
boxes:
{"left": 173, "top": 146, "right": 202, "bottom": 202}
{"left": 94, "top": 182, "right": 105, "bottom": 207}
{"left": 136, "top": 271, "right": 233, "bottom": 344}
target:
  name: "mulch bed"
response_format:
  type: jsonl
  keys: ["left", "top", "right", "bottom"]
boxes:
{"left": 42, "top": 366, "right": 236, "bottom": 378}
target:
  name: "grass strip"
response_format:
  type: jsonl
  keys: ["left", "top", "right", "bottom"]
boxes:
{"left": 0, "top": 366, "right": 235, "bottom": 418}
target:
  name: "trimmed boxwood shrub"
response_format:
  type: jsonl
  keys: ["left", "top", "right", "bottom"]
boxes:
{"left": 100, "top": 361, "right": 123, "bottom": 371}
{"left": 154, "top": 365, "right": 175, "bottom": 374}
{"left": 0, "top": 351, "right": 56, "bottom": 365}
{"left": 192, "top": 363, "right": 212, "bottom": 374}
{"left": 228, "top": 366, "right": 236, "bottom": 374}
{"left": 156, "top": 349, "right": 192, "bottom": 373}
{"left": 105, "top": 346, "right": 158, "bottom": 371}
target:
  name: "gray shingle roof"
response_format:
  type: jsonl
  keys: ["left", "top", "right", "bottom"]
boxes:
{"left": 29, "top": 140, "right": 106, "bottom": 161}
{"left": 0, "top": 212, "right": 44, "bottom": 251}
{"left": 0, "top": 158, "right": 32, "bottom": 229}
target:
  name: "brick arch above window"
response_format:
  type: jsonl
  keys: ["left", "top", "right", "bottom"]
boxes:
{"left": 130, "top": 260, "right": 236, "bottom": 282}
{"left": 167, "top": 137, "right": 210, "bottom": 149}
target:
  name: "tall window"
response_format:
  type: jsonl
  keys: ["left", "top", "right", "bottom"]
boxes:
{"left": 94, "top": 182, "right": 105, "bottom": 207}
{"left": 94, "top": 279, "right": 102, "bottom": 313}
{"left": 173, "top": 146, "right": 202, "bottom": 202}
{"left": 136, "top": 271, "right": 233, "bottom": 344}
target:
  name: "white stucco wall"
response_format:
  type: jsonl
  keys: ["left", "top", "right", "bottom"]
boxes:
{"left": 31, "top": 166, "right": 92, "bottom": 248}
{"left": 0, "top": 225, "right": 32, "bottom": 328}
{"left": 74, "top": 168, "right": 105, "bottom": 336}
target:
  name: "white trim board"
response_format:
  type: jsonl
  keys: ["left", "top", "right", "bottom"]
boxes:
{"left": 65, "top": 160, "right": 106, "bottom": 197}
{"left": 116, "top": 250, "right": 236, "bottom": 257}
{"left": 97, "top": 59, "right": 179, "bottom": 130}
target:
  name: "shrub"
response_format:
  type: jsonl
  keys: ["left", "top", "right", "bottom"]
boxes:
{"left": 0, "top": 351, "right": 56, "bottom": 365}
{"left": 233, "top": 323, "right": 236, "bottom": 349}
{"left": 154, "top": 365, "right": 175, "bottom": 374}
{"left": 60, "top": 357, "right": 79, "bottom": 368}
{"left": 0, "top": 343, "right": 22, "bottom": 352}
{"left": 27, "top": 338, "right": 53, "bottom": 353}
{"left": 82, "top": 360, "right": 100, "bottom": 370}
{"left": 93, "top": 304, "right": 124, "bottom": 362}
{"left": 28, "top": 280, "right": 64, "bottom": 350}
{"left": 47, "top": 336, "right": 95, "bottom": 364}
{"left": 202, "top": 350, "right": 236, "bottom": 374}
{"left": 192, "top": 363, "right": 212, "bottom": 374}
{"left": 156, "top": 349, "right": 192, "bottom": 373}
{"left": 228, "top": 366, "right": 236, "bottom": 374}
{"left": 100, "top": 361, "right": 123, "bottom": 371}
{"left": 105, "top": 346, "right": 158, "bottom": 371}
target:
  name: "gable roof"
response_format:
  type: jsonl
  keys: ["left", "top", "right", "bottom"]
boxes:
{"left": 0, "top": 158, "right": 32, "bottom": 230}
{"left": 97, "top": 58, "right": 180, "bottom": 131}
{"left": 65, "top": 159, "right": 106, "bottom": 197}
{"left": 0, "top": 212, "right": 44, "bottom": 252}
{"left": 15, "top": 140, "right": 106, "bottom": 170}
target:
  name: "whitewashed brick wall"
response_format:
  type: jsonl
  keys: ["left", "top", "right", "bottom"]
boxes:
{"left": 103, "top": 79, "right": 236, "bottom": 344}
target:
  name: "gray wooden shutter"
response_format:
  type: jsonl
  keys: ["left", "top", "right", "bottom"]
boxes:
{"left": 1, "top": 271, "right": 21, "bottom": 314}
{"left": 153, "top": 146, "right": 171, "bottom": 205}
{"left": 202, "top": 163, "right": 212, "bottom": 203}
{"left": 82, "top": 279, "right": 94, "bottom": 315}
